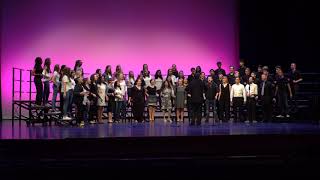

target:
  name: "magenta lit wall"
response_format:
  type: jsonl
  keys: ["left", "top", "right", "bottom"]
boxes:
{"left": 1, "top": 0, "right": 238, "bottom": 119}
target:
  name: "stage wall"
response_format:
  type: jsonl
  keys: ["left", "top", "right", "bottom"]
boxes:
{"left": 1, "top": 0, "right": 238, "bottom": 119}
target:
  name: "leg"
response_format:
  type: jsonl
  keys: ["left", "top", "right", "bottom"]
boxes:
{"left": 205, "top": 100, "right": 210, "bottom": 122}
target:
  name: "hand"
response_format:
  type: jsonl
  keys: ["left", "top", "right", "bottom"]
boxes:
{"left": 255, "top": 96, "right": 259, "bottom": 101}
{"left": 272, "top": 98, "right": 276, "bottom": 103}
{"left": 290, "top": 94, "right": 293, "bottom": 99}
{"left": 187, "top": 94, "right": 191, "bottom": 97}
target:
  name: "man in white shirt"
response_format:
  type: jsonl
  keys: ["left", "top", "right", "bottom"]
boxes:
{"left": 245, "top": 77, "right": 258, "bottom": 123}
{"left": 230, "top": 77, "right": 246, "bottom": 122}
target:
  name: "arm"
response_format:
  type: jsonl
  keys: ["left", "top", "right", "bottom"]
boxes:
{"left": 243, "top": 85, "right": 247, "bottom": 103}
{"left": 288, "top": 83, "right": 293, "bottom": 97}
{"left": 230, "top": 85, "right": 234, "bottom": 102}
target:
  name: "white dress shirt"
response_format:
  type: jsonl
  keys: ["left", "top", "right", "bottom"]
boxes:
{"left": 230, "top": 83, "right": 247, "bottom": 102}
{"left": 245, "top": 83, "right": 258, "bottom": 98}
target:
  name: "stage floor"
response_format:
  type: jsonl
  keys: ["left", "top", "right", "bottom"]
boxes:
{"left": 1, "top": 120, "right": 320, "bottom": 139}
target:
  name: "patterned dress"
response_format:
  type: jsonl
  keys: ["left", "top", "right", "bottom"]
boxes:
{"left": 161, "top": 88, "right": 173, "bottom": 111}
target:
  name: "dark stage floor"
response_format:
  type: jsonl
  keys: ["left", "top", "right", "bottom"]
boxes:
{"left": 1, "top": 120, "right": 320, "bottom": 139}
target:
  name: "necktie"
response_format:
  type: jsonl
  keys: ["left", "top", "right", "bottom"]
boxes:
{"left": 261, "top": 82, "right": 265, "bottom": 96}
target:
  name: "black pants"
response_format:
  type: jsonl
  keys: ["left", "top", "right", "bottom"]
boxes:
{"left": 75, "top": 103, "right": 83, "bottom": 124}
{"left": 191, "top": 103, "right": 202, "bottom": 125}
{"left": 187, "top": 99, "right": 193, "bottom": 122}
{"left": 133, "top": 102, "right": 144, "bottom": 122}
{"left": 232, "top": 97, "right": 244, "bottom": 122}
{"left": 34, "top": 79, "right": 43, "bottom": 105}
{"left": 278, "top": 92, "right": 289, "bottom": 116}
{"left": 219, "top": 99, "right": 230, "bottom": 121}
{"left": 43, "top": 81, "right": 50, "bottom": 105}
{"left": 261, "top": 96, "right": 272, "bottom": 121}
{"left": 247, "top": 97, "right": 256, "bottom": 122}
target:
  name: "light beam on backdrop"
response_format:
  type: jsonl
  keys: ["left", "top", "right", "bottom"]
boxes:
{"left": 1, "top": 0, "right": 238, "bottom": 119}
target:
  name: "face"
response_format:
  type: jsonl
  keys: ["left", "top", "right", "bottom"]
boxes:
{"left": 178, "top": 79, "right": 183, "bottom": 86}
{"left": 94, "top": 74, "right": 98, "bottom": 81}
{"left": 179, "top": 71, "right": 184, "bottom": 77}
{"left": 119, "top": 73, "right": 124, "bottom": 80}
{"left": 191, "top": 69, "right": 196, "bottom": 74}
{"left": 78, "top": 77, "right": 83, "bottom": 84}
{"left": 87, "top": 79, "right": 91, "bottom": 85}
{"left": 217, "top": 63, "right": 222, "bottom": 68}
{"left": 245, "top": 68, "right": 250, "bottom": 75}
{"left": 200, "top": 73, "right": 205, "bottom": 79}
{"left": 137, "top": 79, "right": 142, "bottom": 86}
{"left": 249, "top": 77, "right": 253, "bottom": 84}
{"left": 169, "top": 69, "right": 172, "bottom": 75}
{"left": 164, "top": 81, "right": 169, "bottom": 87}
{"left": 218, "top": 74, "right": 223, "bottom": 79}
{"left": 230, "top": 67, "right": 234, "bottom": 72}
{"left": 172, "top": 64, "right": 176, "bottom": 70}
{"left": 129, "top": 71, "right": 134, "bottom": 77}
{"left": 291, "top": 63, "right": 296, "bottom": 70}
{"left": 208, "top": 77, "right": 213, "bottom": 83}
{"left": 235, "top": 72, "right": 239, "bottom": 78}
{"left": 240, "top": 61, "right": 244, "bottom": 67}
{"left": 222, "top": 77, "right": 228, "bottom": 83}
{"left": 258, "top": 67, "right": 262, "bottom": 72}
{"left": 261, "top": 74, "right": 267, "bottom": 81}
{"left": 251, "top": 72, "right": 256, "bottom": 78}
{"left": 235, "top": 77, "right": 240, "bottom": 84}
{"left": 150, "top": 79, "right": 155, "bottom": 86}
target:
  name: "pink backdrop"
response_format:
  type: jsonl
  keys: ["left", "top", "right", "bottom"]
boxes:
{"left": 1, "top": 0, "right": 238, "bottom": 118}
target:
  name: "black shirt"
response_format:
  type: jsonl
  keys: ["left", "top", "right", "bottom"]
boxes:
{"left": 276, "top": 76, "right": 289, "bottom": 94}
{"left": 186, "top": 79, "right": 206, "bottom": 103}
{"left": 238, "top": 66, "right": 246, "bottom": 77}
{"left": 288, "top": 70, "right": 302, "bottom": 85}
{"left": 146, "top": 86, "right": 157, "bottom": 95}
{"left": 187, "top": 74, "right": 195, "bottom": 83}
{"left": 205, "top": 82, "right": 218, "bottom": 100}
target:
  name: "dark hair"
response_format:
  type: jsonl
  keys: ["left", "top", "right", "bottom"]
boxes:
{"left": 54, "top": 64, "right": 60, "bottom": 72}
{"left": 217, "top": 61, "right": 222, "bottom": 65}
{"left": 104, "top": 65, "right": 112, "bottom": 75}
{"left": 114, "top": 80, "right": 121, "bottom": 89}
{"left": 134, "top": 78, "right": 142, "bottom": 86}
{"left": 90, "top": 74, "right": 97, "bottom": 84}
{"left": 155, "top": 70, "right": 163, "bottom": 80}
{"left": 196, "top": 66, "right": 201, "bottom": 73}
{"left": 96, "top": 69, "right": 102, "bottom": 75}
{"left": 129, "top": 71, "right": 135, "bottom": 79}
{"left": 74, "top": 60, "right": 82, "bottom": 71}
{"left": 44, "top": 58, "right": 51, "bottom": 73}
{"left": 63, "top": 67, "right": 71, "bottom": 81}
{"left": 191, "top": 67, "right": 195, "bottom": 71}
{"left": 34, "top": 57, "right": 42, "bottom": 69}
{"left": 160, "top": 80, "right": 172, "bottom": 92}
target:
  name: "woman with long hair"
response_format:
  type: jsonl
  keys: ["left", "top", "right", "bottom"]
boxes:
{"left": 51, "top": 64, "right": 60, "bottom": 110}
{"left": 89, "top": 74, "right": 98, "bottom": 124}
{"left": 127, "top": 71, "right": 135, "bottom": 101}
{"left": 103, "top": 65, "right": 112, "bottom": 82}
{"left": 62, "top": 67, "right": 73, "bottom": 120}
{"left": 175, "top": 78, "right": 187, "bottom": 122}
{"left": 32, "top": 57, "right": 43, "bottom": 106}
{"left": 129, "top": 78, "right": 145, "bottom": 123}
{"left": 96, "top": 76, "right": 108, "bottom": 124}
{"left": 74, "top": 60, "right": 83, "bottom": 76}
{"left": 106, "top": 78, "right": 115, "bottom": 123}
{"left": 146, "top": 79, "right": 157, "bottom": 121}
{"left": 42, "top": 58, "right": 51, "bottom": 106}
{"left": 160, "top": 80, "right": 175, "bottom": 122}
{"left": 114, "top": 80, "right": 125, "bottom": 122}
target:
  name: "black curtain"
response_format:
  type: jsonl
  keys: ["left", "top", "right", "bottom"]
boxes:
{"left": 240, "top": 0, "right": 320, "bottom": 73}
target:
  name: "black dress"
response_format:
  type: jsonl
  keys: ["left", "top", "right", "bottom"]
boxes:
{"left": 131, "top": 86, "right": 145, "bottom": 122}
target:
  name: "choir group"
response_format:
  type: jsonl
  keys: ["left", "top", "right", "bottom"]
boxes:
{"left": 32, "top": 58, "right": 302, "bottom": 126}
